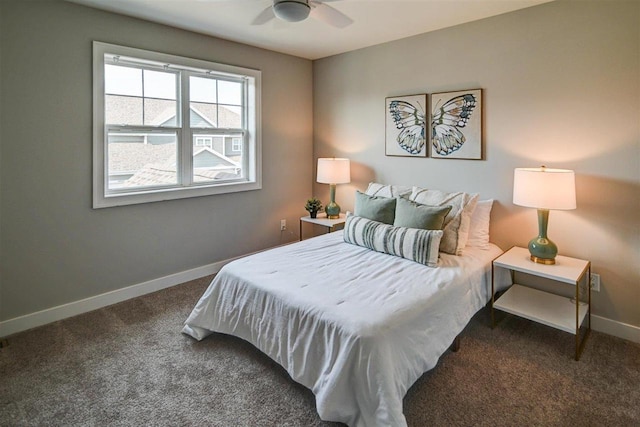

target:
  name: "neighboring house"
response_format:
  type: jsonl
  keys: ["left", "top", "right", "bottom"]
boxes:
{"left": 107, "top": 104, "right": 242, "bottom": 188}
{"left": 122, "top": 152, "right": 240, "bottom": 188}
{"left": 107, "top": 101, "right": 242, "bottom": 154}
{"left": 110, "top": 146, "right": 240, "bottom": 188}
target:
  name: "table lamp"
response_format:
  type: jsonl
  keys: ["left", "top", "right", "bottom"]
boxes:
{"left": 513, "top": 166, "right": 576, "bottom": 265}
{"left": 317, "top": 158, "right": 350, "bottom": 219}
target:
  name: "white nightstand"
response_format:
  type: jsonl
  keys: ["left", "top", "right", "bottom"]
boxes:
{"left": 491, "top": 246, "right": 591, "bottom": 361}
{"left": 299, "top": 213, "right": 346, "bottom": 241}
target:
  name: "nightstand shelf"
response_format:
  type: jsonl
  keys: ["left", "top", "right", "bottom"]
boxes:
{"left": 492, "top": 246, "right": 591, "bottom": 360}
{"left": 493, "top": 284, "right": 588, "bottom": 334}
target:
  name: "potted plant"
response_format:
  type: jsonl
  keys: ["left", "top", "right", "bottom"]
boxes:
{"left": 304, "top": 197, "right": 323, "bottom": 218}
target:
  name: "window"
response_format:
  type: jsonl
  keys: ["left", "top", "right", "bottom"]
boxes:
{"left": 195, "top": 137, "right": 213, "bottom": 148}
{"left": 93, "top": 42, "right": 261, "bottom": 208}
{"left": 232, "top": 137, "right": 242, "bottom": 153}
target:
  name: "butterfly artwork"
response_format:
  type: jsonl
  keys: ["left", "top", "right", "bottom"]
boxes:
{"left": 430, "top": 89, "right": 482, "bottom": 159}
{"left": 385, "top": 94, "right": 427, "bottom": 157}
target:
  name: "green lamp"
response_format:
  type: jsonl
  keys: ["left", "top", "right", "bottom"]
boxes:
{"left": 513, "top": 166, "right": 576, "bottom": 265}
{"left": 316, "top": 158, "right": 351, "bottom": 219}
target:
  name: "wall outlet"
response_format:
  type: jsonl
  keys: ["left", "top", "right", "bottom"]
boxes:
{"left": 280, "top": 219, "right": 286, "bottom": 231}
{"left": 590, "top": 273, "right": 601, "bottom": 292}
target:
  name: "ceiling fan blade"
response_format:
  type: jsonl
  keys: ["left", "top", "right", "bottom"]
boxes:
{"left": 310, "top": 2, "right": 353, "bottom": 28}
{"left": 251, "top": 5, "right": 276, "bottom": 25}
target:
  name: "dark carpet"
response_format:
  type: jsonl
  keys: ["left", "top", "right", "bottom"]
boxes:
{"left": 1, "top": 276, "right": 638, "bottom": 426}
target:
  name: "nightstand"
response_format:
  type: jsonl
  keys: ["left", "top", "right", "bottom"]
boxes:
{"left": 491, "top": 246, "right": 591, "bottom": 361}
{"left": 299, "top": 213, "right": 346, "bottom": 241}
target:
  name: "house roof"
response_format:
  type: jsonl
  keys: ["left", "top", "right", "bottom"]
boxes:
{"left": 106, "top": 97, "right": 240, "bottom": 128}
{"left": 115, "top": 145, "right": 240, "bottom": 187}
{"left": 109, "top": 142, "right": 175, "bottom": 174}
{"left": 123, "top": 163, "right": 240, "bottom": 188}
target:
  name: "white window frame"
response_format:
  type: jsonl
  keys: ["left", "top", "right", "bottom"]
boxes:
{"left": 93, "top": 41, "right": 261, "bottom": 208}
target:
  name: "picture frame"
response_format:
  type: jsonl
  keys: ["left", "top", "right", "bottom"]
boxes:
{"left": 385, "top": 94, "right": 427, "bottom": 157}
{"left": 430, "top": 89, "right": 482, "bottom": 160}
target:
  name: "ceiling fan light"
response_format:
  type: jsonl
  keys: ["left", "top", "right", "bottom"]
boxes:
{"left": 273, "top": 0, "right": 310, "bottom": 22}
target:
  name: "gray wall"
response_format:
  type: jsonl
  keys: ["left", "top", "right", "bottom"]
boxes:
{"left": 313, "top": 1, "right": 640, "bottom": 327}
{"left": 0, "top": 0, "right": 313, "bottom": 320}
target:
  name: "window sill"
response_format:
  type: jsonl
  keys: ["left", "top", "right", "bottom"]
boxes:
{"left": 93, "top": 180, "right": 261, "bottom": 209}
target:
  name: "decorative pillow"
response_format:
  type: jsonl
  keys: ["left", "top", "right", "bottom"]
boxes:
{"left": 409, "top": 187, "right": 479, "bottom": 255}
{"left": 365, "top": 182, "right": 412, "bottom": 199}
{"left": 393, "top": 197, "right": 452, "bottom": 230}
{"left": 343, "top": 215, "right": 443, "bottom": 267}
{"left": 354, "top": 190, "right": 396, "bottom": 225}
{"left": 466, "top": 199, "right": 493, "bottom": 249}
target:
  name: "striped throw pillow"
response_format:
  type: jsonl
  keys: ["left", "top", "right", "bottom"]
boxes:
{"left": 343, "top": 215, "right": 443, "bottom": 267}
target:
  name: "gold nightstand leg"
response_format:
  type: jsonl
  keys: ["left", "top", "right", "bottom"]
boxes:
{"left": 575, "top": 273, "right": 579, "bottom": 361}
{"left": 491, "top": 262, "right": 495, "bottom": 328}
{"left": 574, "top": 263, "right": 591, "bottom": 361}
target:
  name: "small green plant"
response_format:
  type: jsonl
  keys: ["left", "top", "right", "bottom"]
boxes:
{"left": 304, "top": 197, "right": 323, "bottom": 213}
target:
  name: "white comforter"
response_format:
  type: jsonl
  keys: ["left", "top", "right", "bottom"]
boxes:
{"left": 183, "top": 231, "right": 509, "bottom": 426}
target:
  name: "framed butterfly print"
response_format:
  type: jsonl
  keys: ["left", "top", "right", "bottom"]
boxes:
{"left": 430, "top": 89, "right": 482, "bottom": 160}
{"left": 385, "top": 94, "right": 427, "bottom": 157}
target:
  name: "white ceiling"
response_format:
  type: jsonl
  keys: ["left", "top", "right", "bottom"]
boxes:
{"left": 67, "top": 0, "right": 552, "bottom": 60}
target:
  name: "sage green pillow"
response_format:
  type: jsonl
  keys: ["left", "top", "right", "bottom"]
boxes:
{"left": 354, "top": 191, "right": 396, "bottom": 225}
{"left": 393, "top": 197, "right": 452, "bottom": 230}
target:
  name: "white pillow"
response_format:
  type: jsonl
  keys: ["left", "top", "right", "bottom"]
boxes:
{"left": 409, "top": 187, "right": 479, "bottom": 255}
{"left": 466, "top": 199, "right": 493, "bottom": 249}
{"left": 365, "top": 182, "right": 412, "bottom": 199}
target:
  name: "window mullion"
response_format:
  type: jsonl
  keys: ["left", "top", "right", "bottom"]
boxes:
{"left": 180, "top": 71, "right": 192, "bottom": 186}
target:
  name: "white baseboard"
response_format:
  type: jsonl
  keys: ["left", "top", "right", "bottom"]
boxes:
{"left": 591, "top": 315, "right": 640, "bottom": 344}
{"left": 0, "top": 258, "right": 232, "bottom": 338}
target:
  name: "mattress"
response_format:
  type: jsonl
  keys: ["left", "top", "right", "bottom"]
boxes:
{"left": 183, "top": 231, "right": 510, "bottom": 426}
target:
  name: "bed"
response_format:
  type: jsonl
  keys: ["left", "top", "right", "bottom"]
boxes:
{"left": 183, "top": 204, "right": 511, "bottom": 426}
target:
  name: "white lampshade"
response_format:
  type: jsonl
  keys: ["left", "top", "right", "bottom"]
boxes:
{"left": 513, "top": 167, "right": 576, "bottom": 210}
{"left": 317, "top": 158, "right": 351, "bottom": 184}
{"left": 273, "top": 0, "right": 310, "bottom": 22}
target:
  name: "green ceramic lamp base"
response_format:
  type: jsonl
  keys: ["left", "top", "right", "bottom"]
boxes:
{"left": 528, "top": 208, "right": 558, "bottom": 264}
{"left": 325, "top": 203, "right": 341, "bottom": 219}
{"left": 325, "top": 183, "right": 341, "bottom": 219}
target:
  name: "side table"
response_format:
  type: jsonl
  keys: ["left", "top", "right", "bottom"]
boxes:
{"left": 299, "top": 213, "right": 346, "bottom": 241}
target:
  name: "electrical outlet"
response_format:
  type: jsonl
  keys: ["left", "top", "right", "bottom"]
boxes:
{"left": 590, "top": 273, "right": 600, "bottom": 292}
{"left": 280, "top": 219, "right": 286, "bottom": 231}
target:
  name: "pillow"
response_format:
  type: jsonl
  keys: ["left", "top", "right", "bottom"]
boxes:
{"left": 365, "top": 182, "right": 412, "bottom": 199}
{"left": 466, "top": 199, "right": 493, "bottom": 249}
{"left": 354, "top": 190, "right": 396, "bottom": 224}
{"left": 409, "top": 187, "right": 479, "bottom": 255}
{"left": 343, "top": 215, "right": 443, "bottom": 267}
{"left": 393, "top": 197, "right": 452, "bottom": 230}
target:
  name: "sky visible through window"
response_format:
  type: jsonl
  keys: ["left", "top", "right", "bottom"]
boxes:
{"left": 105, "top": 65, "right": 241, "bottom": 106}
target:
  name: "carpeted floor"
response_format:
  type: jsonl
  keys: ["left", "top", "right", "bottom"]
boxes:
{"left": 1, "top": 276, "right": 638, "bottom": 426}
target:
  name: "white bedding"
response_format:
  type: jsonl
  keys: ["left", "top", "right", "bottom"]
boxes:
{"left": 183, "top": 231, "right": 510, "bottom": 426}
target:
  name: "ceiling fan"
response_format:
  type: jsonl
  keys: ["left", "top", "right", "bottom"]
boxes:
{"left": 203, "top": 0, "right": 353, "bottom": 28}
{"left": 256, "top": 0, "right": 352, "bottom": 27}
